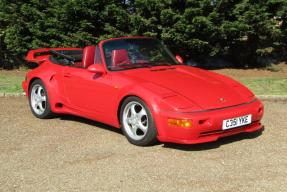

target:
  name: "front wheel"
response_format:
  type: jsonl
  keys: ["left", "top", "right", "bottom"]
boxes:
{"left": 29, "top": 79, "right": 53, "bottom": 119}
{"left": 120, "top": 97, "right": 157, "bottom": 146}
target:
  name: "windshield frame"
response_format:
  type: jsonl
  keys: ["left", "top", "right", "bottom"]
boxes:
{"left": 100, "top": 37, "right": 180, "bottom": 71}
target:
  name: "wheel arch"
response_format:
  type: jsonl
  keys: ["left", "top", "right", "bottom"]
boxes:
{"left": 28, "top": 76, "right": 57, "bottom": 111}
{"left": 27, "top": 77, "right": 54, "bottom": 118}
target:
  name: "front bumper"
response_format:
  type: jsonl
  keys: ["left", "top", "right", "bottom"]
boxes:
{"left": 156, "top": 99, "right": 264, "bottom": 144}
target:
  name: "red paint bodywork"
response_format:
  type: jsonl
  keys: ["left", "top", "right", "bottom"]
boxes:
{"left": 22, "top": 37, "right": 264, "bottom": 144}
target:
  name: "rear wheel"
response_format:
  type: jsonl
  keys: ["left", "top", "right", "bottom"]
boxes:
{"left": 29, "top": 79, "right": 53, "bottom": 119}
{"left": 120, "top": 97, "right": 157, "bottom": 146}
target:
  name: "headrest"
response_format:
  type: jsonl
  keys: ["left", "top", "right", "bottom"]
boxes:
{"left": 83, "top": 46, "right": 96, "bottom": 68}
{"left": 111, "top": 49, "right": 130, "bottom": 67}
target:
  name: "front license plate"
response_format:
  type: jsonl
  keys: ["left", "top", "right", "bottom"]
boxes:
{"left": 222, "top": 114, "right": 252, "bottom": 130}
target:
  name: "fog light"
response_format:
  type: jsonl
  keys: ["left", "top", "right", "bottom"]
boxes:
{"left": 168, "top": 118, "right": 192, "bottom": 128}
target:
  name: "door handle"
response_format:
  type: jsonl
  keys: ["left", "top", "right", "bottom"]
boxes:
{"left": 64, "top": 73, "right": 72, "bottom": 77}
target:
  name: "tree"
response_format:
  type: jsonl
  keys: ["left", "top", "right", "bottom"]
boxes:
{"left": 0, "top": 0, "right": 130, "bottom": 68}
{"left": 0, "top": 0, "right": 286, "bottom": 68}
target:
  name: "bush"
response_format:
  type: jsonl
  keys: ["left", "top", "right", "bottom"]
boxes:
{"left": 0, "top": 0, "right": 286, "bottom": 68}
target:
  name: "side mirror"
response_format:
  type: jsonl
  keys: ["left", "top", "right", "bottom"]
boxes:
{"left": 87, "top": 64, "right": 105, "bottom": 74}
{"left": 175, "top": 55, "right": 184, "bottom": 64}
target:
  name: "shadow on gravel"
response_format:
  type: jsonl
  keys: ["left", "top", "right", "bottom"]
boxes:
{"left": 56, "top": 114, "right": 264, "bottom": 151}
{"left": 162, "top": 127, "right": 264, "bottom": 151}
{"left": 59, "top": 115, "right": 122, "bottom": 134}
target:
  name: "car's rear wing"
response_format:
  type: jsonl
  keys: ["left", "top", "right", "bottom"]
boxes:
{"left": 25, "top": 48, "right": 82, "bottom": 65}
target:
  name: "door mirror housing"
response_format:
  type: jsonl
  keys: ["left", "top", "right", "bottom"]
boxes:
{"left": 175, "top": 55, "right": 184, "bottom": 64}
{"left": 87, "top": 64, "right": 105, "bottom": 74}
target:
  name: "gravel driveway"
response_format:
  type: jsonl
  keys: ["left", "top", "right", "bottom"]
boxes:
{"left": 0, "top": 97, "right": 286, "bottom": 192}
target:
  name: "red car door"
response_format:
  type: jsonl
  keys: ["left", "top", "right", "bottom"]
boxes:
{"left": 62, "top": 65, "right": 118, "bottom": 117}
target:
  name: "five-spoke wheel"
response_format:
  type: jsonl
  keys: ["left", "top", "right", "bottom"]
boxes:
{"left": 29, "top": 79, "right": 53, "bottom": 118}
{"left": 30, "top": 84, "right": 47, "bottom": 115}
{"left": 120, "top": 97, "right": 157, "bottom": 146}
{"left": 123, "top": 101, "right": 148, "bottom": 140}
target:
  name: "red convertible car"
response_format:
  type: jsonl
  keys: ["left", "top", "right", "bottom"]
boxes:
{"left": 22, "top": 36, "right": 264, "bottom": 146}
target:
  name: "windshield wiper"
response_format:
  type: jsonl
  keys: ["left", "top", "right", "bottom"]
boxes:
{"left": 121, "top": 63, "right": 152, "bottom": 68}
{"left": 145, "top": 62, "right": 178, "bottom": 67}
{"left": 110, "top": 63, "right": 152, "bottom": 70}
{"left": 133, "top": 62, "right": 174, "bottom": 67}
{"left": 152, "top": 63, "right": 173, "bottom": 66}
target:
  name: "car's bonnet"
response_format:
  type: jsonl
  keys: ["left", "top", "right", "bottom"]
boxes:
{"left": 121, "top": 65, "right": 254, "bottom": 110}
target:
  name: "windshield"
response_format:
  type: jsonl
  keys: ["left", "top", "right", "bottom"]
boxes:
{"left": 102, "top": 38, "right": 179, "bottom": 71}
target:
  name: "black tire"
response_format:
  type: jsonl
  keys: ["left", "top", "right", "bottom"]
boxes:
{"left": 29, "top": 79, "right": 54, "bottom": 119}
{"left": 120, "top": 96, "right": 158, "bottom": 146}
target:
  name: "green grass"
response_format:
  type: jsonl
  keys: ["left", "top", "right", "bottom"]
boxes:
{"left": 0, "top": 74, "right": 24, "bottom": 93}
{"left": 240, "top": 78, "right": 287, "bottom": 95}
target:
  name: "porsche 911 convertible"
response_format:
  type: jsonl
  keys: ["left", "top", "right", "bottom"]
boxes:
{"left": 22, "top": 36, "right": 264, "bottom": 146}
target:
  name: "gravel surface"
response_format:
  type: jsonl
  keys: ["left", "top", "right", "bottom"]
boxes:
{"left": 0, "top": 97, "right": 286, "bottom": 192}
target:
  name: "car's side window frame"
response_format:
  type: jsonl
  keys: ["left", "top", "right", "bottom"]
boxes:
{"left": 94, "top": 45, "right": 102, "bottom": 65}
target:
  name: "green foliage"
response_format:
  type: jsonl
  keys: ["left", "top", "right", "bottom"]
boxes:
{"left": 0, "top": 0, "right": 286, "bottom": 68}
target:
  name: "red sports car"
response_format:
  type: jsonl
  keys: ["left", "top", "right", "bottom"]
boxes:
{"left": 22, "top": 36, "right": 264, "bottom": 146}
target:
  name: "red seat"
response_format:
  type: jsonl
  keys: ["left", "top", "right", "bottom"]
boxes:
{"left": 111, "top": 49, "right": 130, "bottom": 67}
{"left": 82, "top": 46, "right": 96, "bottom": 68}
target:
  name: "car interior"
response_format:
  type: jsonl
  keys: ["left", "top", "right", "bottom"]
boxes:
{"left": 50, "top": 46, "right": 131, "bottom": 69}
{"left": 50, "top": 49, "right": 84, "bottom": 67}
{"left": 49, "top": 46, "right": 101, "bottom": 68}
